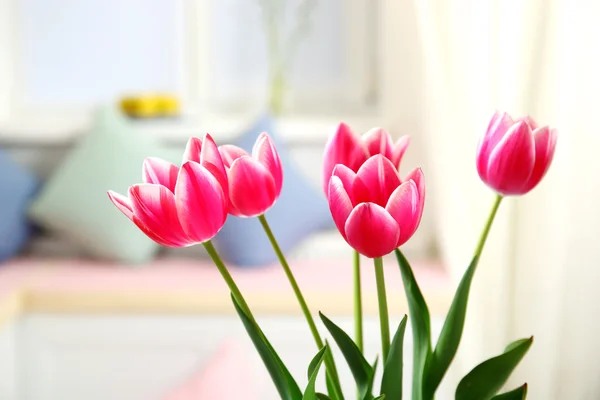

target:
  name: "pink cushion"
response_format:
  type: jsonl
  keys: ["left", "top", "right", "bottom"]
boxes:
{"left": 162, "top": 339, "right": 259, "bottom": 400}
{"left": 0, "top": 257, "right": 446, "bottom": 295}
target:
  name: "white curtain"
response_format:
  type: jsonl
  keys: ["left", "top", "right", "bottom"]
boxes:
{"left": 382, "top": 0, "right": 600, "bottom": 398}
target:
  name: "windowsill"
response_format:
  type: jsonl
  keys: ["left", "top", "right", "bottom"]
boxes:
{"left": 0, "top": 111, "right": 385, "bottom": 147}
{"left": 0, "top": 256, "right": 449, "bottom": 330}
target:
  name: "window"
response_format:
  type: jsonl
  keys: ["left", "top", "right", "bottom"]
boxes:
{"left": 17, "top": 0, "right": 184, "bottom": 109}
{"left": 4, "top": 0, "right": 380, "bottom": 118}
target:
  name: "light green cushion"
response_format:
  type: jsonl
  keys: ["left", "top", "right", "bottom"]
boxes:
{"left": 29, "top": 107, "right": 180, "bottom": 264}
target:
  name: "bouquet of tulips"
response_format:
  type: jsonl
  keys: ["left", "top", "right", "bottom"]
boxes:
{"left": 108, "top": 111, "right": 557, "bottom": 400}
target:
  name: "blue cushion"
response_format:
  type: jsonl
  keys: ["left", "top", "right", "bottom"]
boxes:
{"left": 0, "top": 151, "right": 39, "bottom": 261}
{"left": 212, "top": 114, "right": 334, "bottom": 267}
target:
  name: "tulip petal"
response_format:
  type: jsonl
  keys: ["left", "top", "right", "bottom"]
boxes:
{"left": 477, "top": 111, "right": 515, "bottom": 180}
{"left": 228, "top": 156, "right": 277, "bottom": 217}
{"left": 332, "top": 164, "right": 357, "bottom": 205}
{"left": 391, "top": 135, "right": 411, "bottom": 170}
{"left": 182, "top": 137, "right": 202, "bottom": 163}
{"left": 142, "top": 157, "right": 179, "bottom": 193}
{"left": 218, "top": 143, "right": 249, "bottom": 217}
{"left": 108, "top": 190, "right": 168, "bottom": 245}
{"left": 362, "top": 127, "right": 394, "bottom": 160}
{"left": 404, "top": 167, "right": 426, "bottom": 215}
{"left": 226, "top": 201, "right": 245, "bottom": 217}
{"left": 522, "top": 126, "right": 558, "bottom": 192}
{"left": 128, "top": 184, "right": 192, "bottom": 247}
{"left": 107, "top": 190, "right": 134, "bottom": 219}
{"left": 200, "top": 133, "right": 229, "bottom": 199}
{"left": 386, "top": 180, "right": 422, "bottom": 246}
{"left": 353, "top": 155, "right": 401, "bottom": 207}
{"left": 219, "top": 145, "right": 249, "bottom": 168}
{"left": 328, "top": 176, "right": 353, "bottom": 241}
{"left": 345, "top": 203, "right": 400, "bottom": 258}
{"left": 252, "top": 133, "right": 283, "bottom": 197}
{"left": 517, "top": 115, "right": 539, "bottom": 130}
{"left": 175, "top": 162, "right": 227, "bottom": 242}
{"left": 486, "top": 121, "right": 535, "bottom": 195}
{"left": 322, "top": 122, "right": 369, "bottom": 194}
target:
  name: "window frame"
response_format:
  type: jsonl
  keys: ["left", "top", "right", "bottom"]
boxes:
{"left": 0, "top": 0, "right": 383, "bottom": 124}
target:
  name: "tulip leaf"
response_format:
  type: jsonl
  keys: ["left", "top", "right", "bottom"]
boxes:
{"left": 425, "top": 256, "right": 479, "bottom": 396}
{"left": 364, "top": 357, "right": 379, "bottom": 400}
{"left": 374, "top": 396, "right": 387, "bottom": 400}
{"left": 505, "top": 338, "right": 530, "bottom": 352}
{"left": 380, "top": 315, "right": 408, "bottom": 400}
{"left": 324, "top": 345, "right": 343, "bottom": 400}
{"left": 491, "top": 384, "right": 528, "bottom": 400}
{"left": 303, "top": 346, "right": 328, "bottom": 400}
{"left": 325, "top": 370, "right": 340, "bottom": 400}
{"left": 308, "top": 346, "right": 327, "bottom": 380}
{"left": 231, "top": 294, "right": 302, "bottom": 400}
{"left": 455, "top": 337, "right": 533, "bottom": 400}
{"left": 316, "top": 394, "right": 332, "bottom": 400}
{"left": 320, "top": 312, "right": 374, "bottom": 399}
{"left": 395, "top": 249, "right": 431, "bottom": 400}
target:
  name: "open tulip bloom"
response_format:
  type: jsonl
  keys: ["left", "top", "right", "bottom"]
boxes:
{"left": 108, "top": 111, "right": 556, "bottom": 400}
{"left": 328, "top": 155, "right": 425, "bottom": 259}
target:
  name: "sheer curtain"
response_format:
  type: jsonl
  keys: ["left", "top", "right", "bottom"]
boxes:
{"left": 382, "top": 0, "right": 600, "bottom": 398}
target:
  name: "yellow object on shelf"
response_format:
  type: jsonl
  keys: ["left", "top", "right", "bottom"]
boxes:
{"left": 119, "top": 94, "right": 180, "bottom": 118}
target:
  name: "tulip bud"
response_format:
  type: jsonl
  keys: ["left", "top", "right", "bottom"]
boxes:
{"left": 477, "top": 111, "right": 558, "bottom": 195}
{"left": 322, "top": 123, "right": 410, "bottom": 196}
{"left": 108, "top": 133, "right": 229, "bottom": 246}
{"left": 219, "top": 133, "right": 283, "bottom": 217}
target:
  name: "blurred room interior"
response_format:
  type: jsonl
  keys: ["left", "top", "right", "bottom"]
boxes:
{"left": 0, "top": 0, "right": 597, "bottom": 399}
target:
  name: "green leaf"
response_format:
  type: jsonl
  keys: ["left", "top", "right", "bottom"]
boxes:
{"left": 324, "top": 343, "right": 343, "bottom": 400}
{"left": 374, "top": 396, "right": 387, "bottom": 400}
{"left": 491, "top": 384, "right": 528, "bottom": 400}
{"left": 308, "top": 346, "right": 327, "bottom": 380}
{"left": 231, "top": 294, "right": 302, "bottom": 400}
{"left": 320, "top": 312, "right": 374, "bottom": 399}
{"left": 425, "top": 256, "right": 478, "bottom": 396}
{"left": 325, "top": 371, "right": 339, "bottom": 400}
{"left": 303, "top": 346, "right": 328, "bottom": 400}
{"left": 395, "top": 249, "right": 431, "bottom": 400}
{"left": 380, "top": 315, "right": 408, "bottom": 400}
{"left": 316, "top": 394, "right": 333, "bottom": 400}
{"left": 364, "top": 357, "right": 379, "bottom": 400}
{"left": 455, "top": 337, "right": 533, "bottom": 400}
{"left": 505, "top": 338, "right": 530, "bottom": 353}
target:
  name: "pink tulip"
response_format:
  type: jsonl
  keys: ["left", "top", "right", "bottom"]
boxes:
{"left": 322, "top": 123, "right": 410, "bottom": 194}
{"left": 108, "top": 134, "right": 228, "bottom": 246}
{"left": 477, "top": 111, "right": 558, "bottom": 195}
{"left": 328, "top": 154, "right": 425, "bottom": 258}
{"left": 218, "top": 132, "right": 283, "bottom": 218}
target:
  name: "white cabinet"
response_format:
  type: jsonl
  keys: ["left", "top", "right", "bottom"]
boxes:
{"left": 18, "top": 314, "right": 243, "bottom": 400}
{"left": 0, "top": 323, "right": 17, "bottom": 400}
{"left": 13, "top": 313, "right": 452, "bottom": 400}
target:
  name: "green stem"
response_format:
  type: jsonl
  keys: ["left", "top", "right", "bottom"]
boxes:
{"left": 474, "top": 195, "right": 504, "bottom": 258}
{"left": 354, "top": 250, "right": 364, "bottom": 400}
{"left": 353, "top": 250, "right": 364, "bottom": 353}
{"left": 259, "top": 215, "right": 322, "bottom": 344}
{"left": 203, "top": 240, "right": 253, "bottom": 320}
{"left": 268, "top": 68, "right": 286, "bottom": 116}
{"left": 258, "top": 214, "right": 343, "bottom": 399}
{"left": 373, "top": 257, "right": 391, "bottom": 364}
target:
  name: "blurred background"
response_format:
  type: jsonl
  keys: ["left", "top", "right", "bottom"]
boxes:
{"left": 0, "top": 0, "right": 597, "bottom": 399}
